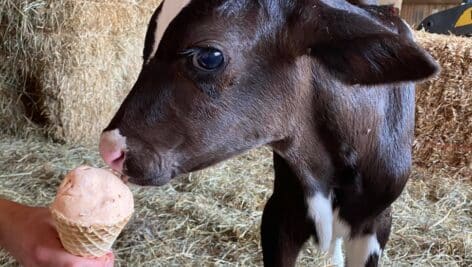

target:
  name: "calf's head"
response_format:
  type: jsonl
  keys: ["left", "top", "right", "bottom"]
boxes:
{"left": 99, "top": 0, "right": 437, "bottom": 186}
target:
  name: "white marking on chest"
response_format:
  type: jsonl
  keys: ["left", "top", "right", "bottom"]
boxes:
{"left": 307, "top": 193, "right": 333, "bottom": 252}
{"left": 327, "top": 209, "right": 351, "bottom": 266}
{"left": 345, "top": 234, "right": 382, "bottom": 267}
{"left": 328, "top": 238, "right": 344, "bottom": 267}
{"left": 148, "top": 0, "right": 192, "bottom": 62}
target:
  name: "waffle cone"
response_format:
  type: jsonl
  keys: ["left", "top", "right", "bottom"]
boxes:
{"left": 50, "top": 208, "right": 131, "bottom": 257}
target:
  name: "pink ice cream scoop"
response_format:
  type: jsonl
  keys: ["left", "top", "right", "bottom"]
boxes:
{"left": 50, "top": 166, "right": 134, "bottom": 257}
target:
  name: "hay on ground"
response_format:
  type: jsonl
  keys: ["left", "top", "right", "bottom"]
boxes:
{"left": 0, "top": 134, "right": 470, "bottom": 266}
{"left": 414, "top": 32, "right": 472, "bottom": 174}
{"left": 0, "top": 0, "right": 163, "bottom": 145}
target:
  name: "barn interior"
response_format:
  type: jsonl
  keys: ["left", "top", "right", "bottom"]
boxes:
{"left": 0, "top": 0, "right": 470, "bottom": 266}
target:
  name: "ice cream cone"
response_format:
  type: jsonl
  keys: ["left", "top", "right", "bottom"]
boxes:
{"left": 50, "top": 208, "right": 131, "bottom": 257}
{"left": 50, "top": 166, "right": 134, "bottom": 257}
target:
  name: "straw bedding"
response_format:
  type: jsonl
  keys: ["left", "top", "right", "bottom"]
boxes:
{"left": 0, "top": 133, "right": 470, "bottom": 266}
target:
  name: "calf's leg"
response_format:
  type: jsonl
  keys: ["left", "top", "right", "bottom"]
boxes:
{"left": 261, "top": 192, "right": 313, "bottom": 267}
{"left": 345, "top": 208, "right": 392, "bottom": 267}
{"left": 261, "top": 153, "right": 314, "bottom": 267}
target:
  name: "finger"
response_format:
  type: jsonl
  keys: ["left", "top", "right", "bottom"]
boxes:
{"left": 44, "top": 233, "right": 114, "bottom": 267}
{"left": 103, "top": 253, "right": 115, "bottom": 267}
{"left": 56, "top": 252, "right": 114, "bottom": 267}
{"left": 44, "top": 223, "right": 115, "bottom": 267}
{"left": 95, "top": 252, "right": 114, "bottom": 265}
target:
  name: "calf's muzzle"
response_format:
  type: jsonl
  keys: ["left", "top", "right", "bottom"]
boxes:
{"left": 99, "top": 129, "right": 127, "bottom": 173}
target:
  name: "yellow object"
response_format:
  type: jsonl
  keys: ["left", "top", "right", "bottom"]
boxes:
{"left": 455, "top": 7, "right": 472, "bottom": 28}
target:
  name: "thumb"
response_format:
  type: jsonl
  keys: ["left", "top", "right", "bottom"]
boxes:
{"left": 72, "top": 252, "right": 114, "bottom": 267}
{"left": 56, "top": 253, "right": 114, "bottom": 267}
{"left": 99, "top": 252, "right": 114, "bottom": 267}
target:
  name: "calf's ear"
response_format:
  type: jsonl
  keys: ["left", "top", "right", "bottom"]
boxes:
{"left": 298, "top": 0, "right": 439, "bottom": 85}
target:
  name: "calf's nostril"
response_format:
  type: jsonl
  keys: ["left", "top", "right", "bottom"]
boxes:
{"left": 100, "top": 148, "right": 125, "bottom": 171}
{"left": 110, "top": 150, "right": 125, "bottom": 172}
{"left": 115, "top": 150, "right": 125, "bottom": 162}
{"left": 99, "top": 129, "right": 127, "bottom": 172}
{"left": 112, "top": 150, "right": 125, "bottom": 166}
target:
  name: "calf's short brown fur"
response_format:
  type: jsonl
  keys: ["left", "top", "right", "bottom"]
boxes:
{"left": 101, "top": 0, "right": 438, "bottom": 266}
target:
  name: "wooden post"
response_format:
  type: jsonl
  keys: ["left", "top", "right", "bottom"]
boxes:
{"left": 379, "top": 0, "right": 403, "bottom": 10}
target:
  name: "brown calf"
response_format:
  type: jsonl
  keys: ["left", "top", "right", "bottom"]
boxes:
{"left": 99, "top": 0, "right": 438, "bottom": 266}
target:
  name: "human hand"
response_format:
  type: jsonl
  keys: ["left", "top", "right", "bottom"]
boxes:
{"left": 0, "top": 200, "right": 114, "bottom": 267}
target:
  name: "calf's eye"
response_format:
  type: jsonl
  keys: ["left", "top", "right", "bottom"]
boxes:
{"left": 192, "top": 48, "right": 224, "bottom": 71}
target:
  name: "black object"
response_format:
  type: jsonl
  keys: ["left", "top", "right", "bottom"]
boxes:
{"left": 418, "top": 0, "right": 472, "bottom": 36}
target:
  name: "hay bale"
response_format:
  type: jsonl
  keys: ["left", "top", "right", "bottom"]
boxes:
{"left": 0, "top": 0, "right": 163, "bottom": 144}
{"left": 2, "top": 3, "right": 470, "bottom": 160}
{"left": 414, "top": 32, "right": 472, "bottom": 174}
{"left": 0, "top": 82, "right": 24, "bottom": 136}
{"left": 0, "top": 50, "right": 24, "bottom": 136}
{"left": 0, "top": 74, "right": 40, "bottom": 137}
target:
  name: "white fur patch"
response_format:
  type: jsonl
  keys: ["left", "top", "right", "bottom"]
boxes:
{"left": 345, "top": 234, "right": 382, "bottom": 267}
{"left": 327, "top": 209, "right": 351, "bottom": 266}
{"left": 99, "top": 129, "right": 127, "bottom": 154}
{"left": 148, "top": 0, "right": 192, "bottom": 62}
{"left": 328, "top": 238, "right": 344, "bottom": 267}
{"left": 307, "top": 193, "right": 333, "bottom": 252}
